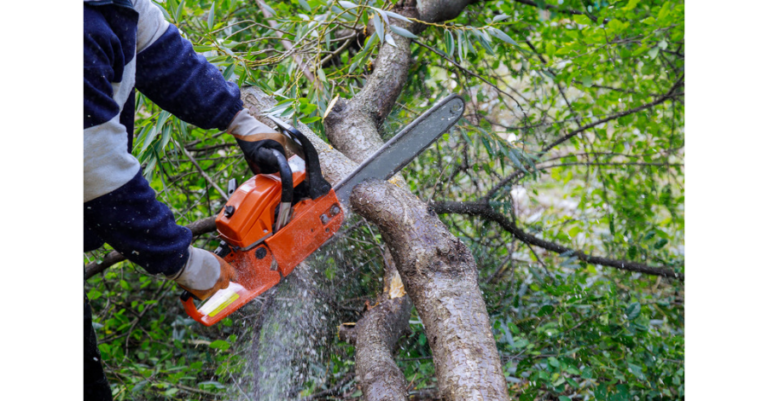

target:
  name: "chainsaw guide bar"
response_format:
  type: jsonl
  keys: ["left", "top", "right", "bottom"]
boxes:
{"left": 333, "top": 94, "right": 465, "bottom": 206}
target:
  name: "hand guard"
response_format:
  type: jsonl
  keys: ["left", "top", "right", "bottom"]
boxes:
{"left": 227, "top": 109, "right": 293, "bottom": 175}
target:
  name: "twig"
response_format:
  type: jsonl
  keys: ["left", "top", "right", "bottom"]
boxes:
{"left": 299, "top": 371, "right": 356, "bottom": 401}
{"left": 413, "top": 39, "right": 526, "bottom": 110}
{"left": 256, "top": 0, "right": 316, "bottom": 83}
{"left": 175, "top": 138, "right": 228, "bottom": 199}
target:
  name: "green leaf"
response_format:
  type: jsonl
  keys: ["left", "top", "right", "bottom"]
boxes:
{"left": 384, "top": 10, "right": 410, "bottom": 22}
{"left": 222, "top": 63, "right": 236, "bottom": 80}
{"left": 558, "top": 397, "right": 572, "bottom": 401}
{"left": 390, "top": 25, "right": 417, "bottom": 39}
{"left": 260, "top": 1, "right": 276, "bottom": 15}
{"left": 582, "top": 75, "right": 593, "bottom": 87}
{"left": 642, "top": 16, "right": 657, "bottom": 25}
{"left": 649, "top": 45, "right": 660, "bottom": 59}
{"left": 298, "top": 0, "right": 311, "bottom": 12}
{"left": 317, "top": 67, "right": 327, "bottom": 82}
{"left": 375, "top": 8, "right": 389, "bottom": 25}
{"left": 623, "top": 0, "right": 641, "bottom": 11}
{"left": 492, "top": 13, "right": 509, "bottom": 22}
{"left": 174, "top": 0, "right": 186, "bottom": 21}
{"left": 474, "top": 30, "right": 494, "bottom": 54}
{"left": 457, "top": 30, "right": 466, "bottom": 62}
{"left": 338, "top": 1, "right": 357, "bottom": 9}
{"left": 654, "top": 238, "right": 668, "bottom": 249}
{"left": 373, "top": 13, "right": 385, "bottom": 43}
{"left": 209, "top": 340, "right": 231, "bottom": 350}
{"left": 537, "top": 305, "right": 555, "bottom": 316}
{"left": 444, "top": 29, "right": 454, "bottom": 57}
{"left": 384, "top": 33, "right": 397, "bottom": 47}
{"left": 207, "top": 1, "right": 216, "bottom": 31}
{"left": 625, "top": 302, "right": 641, "bottom": 320}
{"left": 480, "top": 135, "right": 494, "bottom": 156}
{"left": 488, "top": 27, "right": 518, "bottom": 47}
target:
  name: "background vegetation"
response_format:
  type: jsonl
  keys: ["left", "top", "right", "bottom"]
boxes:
{"left": 84, "top": 0, "right": 684, "bottom": 399}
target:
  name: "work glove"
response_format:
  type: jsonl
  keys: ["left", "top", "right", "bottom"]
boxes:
{"left": 169, "top": 247, "right": 237, "bottom": 301}
{"left": 227, "top": 109, "right": 291, "bottom": 175}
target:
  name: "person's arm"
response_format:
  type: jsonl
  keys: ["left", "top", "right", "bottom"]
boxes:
{"left": 133, "top": 0, "right": 242, "bottom": 130}
{"left": 131, "top": 0, "right": 293, "bottom": 176}
{"left": 84, "top": 4, "right": 235, "bottom": 299}
{"left": 84, "top": 168, "right": 236, "bottom": 300}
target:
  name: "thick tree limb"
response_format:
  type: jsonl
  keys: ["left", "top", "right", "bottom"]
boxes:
{"left": 323, "top": 3, "right": 419, "bottom": 164}
{"left": 84, "top": 217, "right": 217, "bottom": 280}
{"left": 352, "top": 181, "right": 508, "bottom": 400}
{"left": 432, "top": 200, "right": 684, "bottom": 280}
{"left": 353, "top": 296, "right": 413, "bottom": 401}
{"left": 322, "top": 0, "right": 508, "bottom": 398}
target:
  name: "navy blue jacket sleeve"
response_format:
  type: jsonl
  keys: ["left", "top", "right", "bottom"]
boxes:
{"left": 84, "top": 170, "right": 192, "bottom": 276}
{"left": 135, "top": 24, "right": 243, "bottom": 130}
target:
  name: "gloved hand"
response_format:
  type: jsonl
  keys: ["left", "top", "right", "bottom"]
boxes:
{"left": 227, "top": 109, "right": 290, "bottom": 175}
{"left": 170, "top": 247, "right": 237, "bottom": 301}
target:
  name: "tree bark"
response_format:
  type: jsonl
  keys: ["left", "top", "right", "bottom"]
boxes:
{"left": 351, "top": 181, "right": 507, "bottom": 400}
{"left": 246, "top": 0, "right": 509, "bottom": 396}
{"left": 354, "top": 295, "right": 412, "bottom": 401}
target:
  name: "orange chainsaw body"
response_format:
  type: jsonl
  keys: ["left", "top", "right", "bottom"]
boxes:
{"left": 182, "top": 155, "right": 344, "bottom": 326}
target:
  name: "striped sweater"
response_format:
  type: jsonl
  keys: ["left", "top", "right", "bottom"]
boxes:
{"left": 84, "top": 0, "right": 243, "bottom": 276}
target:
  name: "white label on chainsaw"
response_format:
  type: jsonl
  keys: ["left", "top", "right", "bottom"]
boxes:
{"left": 288, "top": 156, "right": 306, "bottom": 174}
{"left": 198, "top": 282, "right": 245, "bottom": 316}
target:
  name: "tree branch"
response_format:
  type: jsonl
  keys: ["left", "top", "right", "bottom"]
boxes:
{"left": 352, "top": 181, "right": 508, "bottom": 399}
{"left": 541, "top": 75, "right": 684, "bottom": 154}
{"left": 431, "top": 201, "right": 684, "bottom": 280}
{"left": 352, "top": 295, "right": 413, "bottom": 401}
{"left": 484, "top": 77, "right": 684, "bottom": 199}
{"left": 176, "top": 138, "right": 229, "bottom": 199}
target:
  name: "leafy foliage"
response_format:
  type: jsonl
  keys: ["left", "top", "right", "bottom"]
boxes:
{"left": 85, "top": 0, "right": 684, "bottom": 399}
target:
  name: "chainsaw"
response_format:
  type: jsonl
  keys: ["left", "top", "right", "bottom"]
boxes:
{"left": 181, "top": 94, "right": 465, "bottom": 326}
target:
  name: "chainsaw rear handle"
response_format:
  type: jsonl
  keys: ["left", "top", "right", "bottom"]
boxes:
{"left": 180, "top": 290, "right": 197, "bottom": 302}
{"left": 178, "top": 241, "right": 235, "bottom": 305}
{"left": 181, "top": 292, "right": 205, "bottom": 321}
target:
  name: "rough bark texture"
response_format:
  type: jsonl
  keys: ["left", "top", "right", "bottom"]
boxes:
{"left": 351, "top": 180, "right": 507, "bottom": 400}
{"left": 243, "top": 0, "right": 510, "bottom": 396}
{"left": 354, "top": 295, "right": 413, "bottom": 401}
